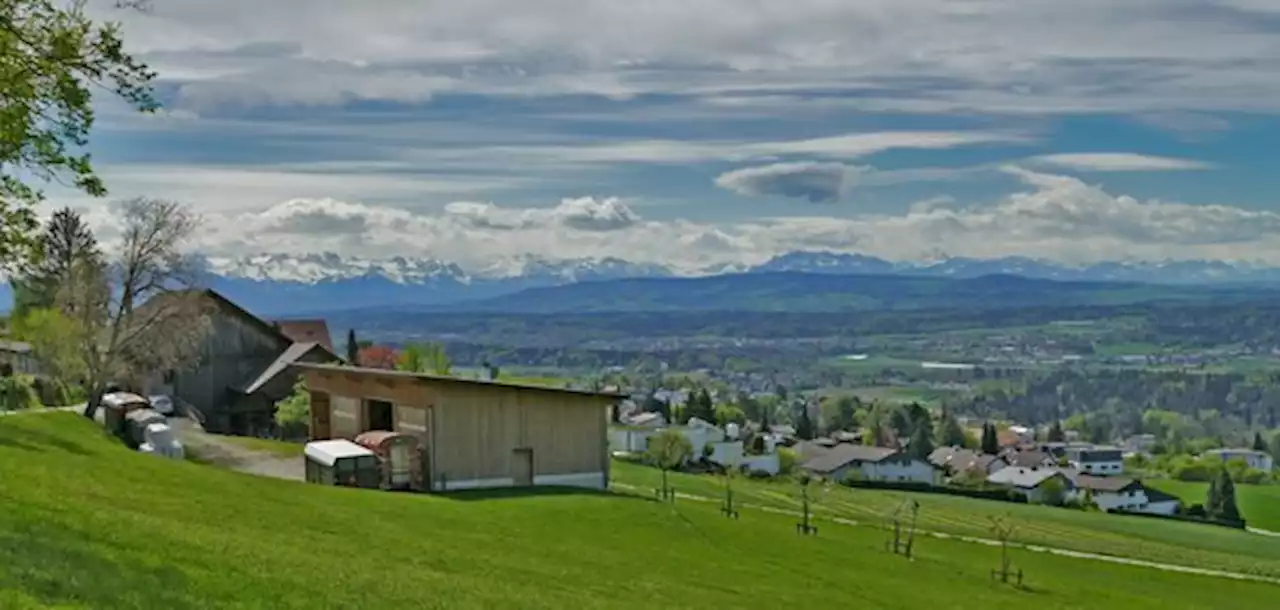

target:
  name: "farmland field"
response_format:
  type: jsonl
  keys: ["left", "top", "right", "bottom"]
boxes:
{"left": 1, "top": 413, "right": 1277, "bottom": 609}
{"left": 1146, "top": 480, "right": 1280, "bottom": 532}
{"left": 611, "top": 462, "right": 1280, "bottom": 579}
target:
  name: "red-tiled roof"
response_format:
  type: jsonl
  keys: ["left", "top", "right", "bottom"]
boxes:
{"left": 273, "top": 319, "right": 334, "bottom": 352}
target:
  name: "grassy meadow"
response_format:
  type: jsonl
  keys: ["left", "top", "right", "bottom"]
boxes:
{"left": 610, "top": 462, "right": 1280, "bottom": 580}
{"left": 1146, "top": 480, "right": 1280, "bottom": 532}
{"left": 1, "top": 413, "right": 1277, "bottom": 609}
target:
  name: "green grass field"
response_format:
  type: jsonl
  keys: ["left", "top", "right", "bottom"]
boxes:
{"left": 1146, "top": 480, "right": 1280, "bottom": 532}
{"left": 2, "top": 413, "right": 1277, "bottom": 609}
{"left": 611, "top": 462, "right": 1280, "bottom": 580}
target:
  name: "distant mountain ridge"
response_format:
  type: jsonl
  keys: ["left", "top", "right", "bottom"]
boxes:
{"left": 4, "top": 250, "right": 1280, "bottom": 315}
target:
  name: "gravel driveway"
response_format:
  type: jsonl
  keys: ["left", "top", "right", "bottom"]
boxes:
{"left": 170, "top": 418, "right": 304, "bottom": 482}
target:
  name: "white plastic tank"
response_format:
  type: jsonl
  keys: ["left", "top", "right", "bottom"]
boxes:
{"left": 725, "top": 423, "right": 741, "bottom": 440}
{"left": 139, "top": 422, "right": 185, "bottom": 460}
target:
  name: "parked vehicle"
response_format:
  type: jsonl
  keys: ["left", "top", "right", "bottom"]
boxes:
{"left": 149, "top": 395, "right": 175, "bottom": 416}
{"left": 122, "top": 408, "right": 167, "bottom": 449}
{"left": 303, "top": 439, "right": 380, "bottom": 488}
{"left": 101, "top": 392, "right": 153, "bottom": 443}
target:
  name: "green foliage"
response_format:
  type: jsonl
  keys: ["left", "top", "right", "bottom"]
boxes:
{"left": 776, "top": 446, "right": 798, "bottom": 475}
{"left": 794, "top": 404, "right": 815, "bottom": 440}
{"left": 345, "top": 329, "right": 358, "bottom": 364}
{"left": 1252, "top": 432, "right": 1269, "bottom": 453}
{"left": 980, "top": 422, "right": 999, "bottom": 455}
{"left": 9, "top": 207, "right": 101, "bottom": 316}
{"left": 713, "top": 403, "right": 745, "bottom": 427}
{"left": 1206, "top": 468, "right": 1242, "bottom": 523}
{"left": 935, "top": 405, "right": 967, "bottom": 447}
{"left": 273, "top": 378, "right": 310, "bottom": 439}
{"left": 1047, "top": 420, "right": 1066, "bottom": 443}
{"left": 10, "top": 306, "right": 84, "bottom": 380}
{"left": 396, "top": 342, "right": 452, "bottom": 376}
{"left": 647, "top": 429, "right": 693, "bottom": 471}
{"left": 0, "top": 1, "right": 157, "bottom": 269}
{"left": 0, "top": 375, "right": 42, "bottom": 410}
{"left": 1038, "top": 476, "right": 1067, "bottom": 507}
{"left": 907, "top": 422, "right": 935, "bottom": 460}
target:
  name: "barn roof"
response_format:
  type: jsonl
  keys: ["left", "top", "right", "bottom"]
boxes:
{"left": 238, "top": 342, "right": 334, "bottom": 395}
{"left": 292, "top": 362, "right": 628, "bottom": 399}
{"left": 272, "top": 319, "right": 335, "bottom": 352}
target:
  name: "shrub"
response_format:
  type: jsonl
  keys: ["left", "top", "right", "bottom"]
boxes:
{"left": 273, "top": 379, "right": 310, "bottom": 440}
{"left": 777, "top": 447, "right": 798, "bottom": 475}
{"left": 0, "top": 376, "right": 43, "bottom": 411}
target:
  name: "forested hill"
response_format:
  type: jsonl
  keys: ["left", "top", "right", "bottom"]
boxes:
{"left": 427, "top": 272, "right": 1279, "bottom": 314}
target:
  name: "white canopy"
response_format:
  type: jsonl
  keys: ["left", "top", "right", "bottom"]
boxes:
{"left": 305, "top": 439, "right": 374, "bottom": 467}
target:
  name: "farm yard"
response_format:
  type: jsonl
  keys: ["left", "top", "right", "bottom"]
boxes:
{"left": 2, "top": 412, "right": 1278, "bottom": 609}
{"left": 610, "top": 462, "right": 1280, "bottom": 580}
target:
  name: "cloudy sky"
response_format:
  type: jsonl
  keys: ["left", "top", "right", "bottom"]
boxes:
{"left": 46, "top": 0, "right": 1280, "bottom": 272}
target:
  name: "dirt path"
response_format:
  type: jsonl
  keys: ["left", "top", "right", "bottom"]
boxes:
{"left": 170, "top": 419, "right": 304, "bottom": 481}
{"left": 611, "top": 482, "right": 1280, "bottom": 586}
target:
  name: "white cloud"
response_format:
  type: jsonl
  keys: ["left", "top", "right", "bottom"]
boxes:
{"left": 93, "top": 0, "right": 1280, "bottom": 114}
{"left": 715, "top": 163, "right": 861, "bottom": 203}
{"left": 1028, "top": 153, "right": 1215, "bottom": 172}
{"left": 66, "top": 172, "right": 1280, "bottom": 273}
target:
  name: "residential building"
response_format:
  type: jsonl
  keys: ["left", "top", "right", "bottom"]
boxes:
{"left": 1122, "top": 434, "right": 1158, "bottom": 456}
{"left": 929, "top": 447, "right": 1007, "bottom": 477}
{"left": 297, "top": 363, "right": 623, "bottom": 491}
{"left": 1066, "top": 446, "right": 1124, "bottom": 475}
{"left": 986, "top": 467, "right": 1070, "bottom": 504}
{"left": 140, "top": 290, "right": 338, "bottom": 435}
{"left": 1061, "top": 470, "right": 1174, "bottom": 514}
{"left": 0, "top": 340, "right": 40, "bottom": 375}
{"left": 1203, "top": 448, "right": 1275, "bottom": 472}
{"left": 800, "top": 444, "right": 939, "bottom": 484}
{"left": 1003, "top": 449, "right": 1057, "bottom": 469}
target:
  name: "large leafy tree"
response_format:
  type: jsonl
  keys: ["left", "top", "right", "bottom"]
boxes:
{"left": 0, "top": 0, "right": 157, "bottom": 268}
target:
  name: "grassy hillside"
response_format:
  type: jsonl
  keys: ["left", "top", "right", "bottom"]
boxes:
{"left": 1146, "top": 480, "right": 1280, "bottom": 532}
{"left": 611, "top": 462, "right": 1280, "bottom": 580}
{"left": 1, "top": 414, "right": 1277, "bottom": 609}
{"left": 432, "top": 272, "right": 1275, "bottom": 314}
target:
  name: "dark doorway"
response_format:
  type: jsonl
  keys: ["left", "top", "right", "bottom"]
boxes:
{"left": 366, "top": 399, "right": 394, "bottom": 431}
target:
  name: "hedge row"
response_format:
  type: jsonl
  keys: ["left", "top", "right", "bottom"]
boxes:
{"left": 837, "top": 478, "right": 1029, "bottom": 504}
{"left": 1105, "top": 507, "right": 1246, "bottom": 530}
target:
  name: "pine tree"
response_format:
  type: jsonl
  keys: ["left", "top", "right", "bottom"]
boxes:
{"left": 1207, "top": 468, "right": 1241, "bottom": 522}
{"left": 345, "top": 329, "right": 359, "bottom": 364}
{"left": 935, "top": 405, "right": 967, "bottom": 448}
{"left": 1047, "top": 420, "right": 1066, "bottom": 443}
{"left": 908, "top": 422, "right": 935, "bottom": 460}
{"left": 1253, "top": 431, "right": 1269, "bottom": 452}
{"left": 980, "top": 422, "right": 999, "bottom": 455}
{"left": 11, "top": 207, "right": 102, "bottom": 316}
{"left": 795, "top": 406, "right": 815, "bottom": 441}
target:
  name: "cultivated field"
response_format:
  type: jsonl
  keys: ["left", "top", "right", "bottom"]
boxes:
{"left": 611, "top": 462, "right": 1280, "bottom": 580}
{"left": 2, "top": 413, "right": 1277, "bottom": 609}
{"left": 1146, "top": 480, "right": 1280, "bottom": 532}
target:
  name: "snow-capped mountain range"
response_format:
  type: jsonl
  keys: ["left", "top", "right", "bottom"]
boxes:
{"left": 6, "top": 250, "right": 1278, "bottom": 316}
{"left": 184, "top": 250, "right": 1280, "bottom": 316}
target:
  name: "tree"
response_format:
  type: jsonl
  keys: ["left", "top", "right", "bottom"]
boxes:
{"left": 0, "top": 1, "right": 157, "bottom": 269}
{"left": 647, "top": 429, "right": 693, "bottom": 500}
{"left": 980, "top": 422, "right": 999, "bottom": 455}
{"left": 345, "top": 329, "right": 358, "bottom": 364}
{"left": 795, "top": 403, "right": 816, "bottom": 440}
{"left": 58, "top": 198, "right": 211, "bottom": 420}
{"left": 396, "top": 342, "right": 451, "bottom": 376}
{"left": 357, "top": 345, "right": 399, "bottom": 369}
{"left": 273, "top": 378, "right": 310, "bottom": 439}
{"left": 832, "top": 395, "right": 859, "bottom": 431}
{"left": 10, "top": 207, "right": 102, "bottom": 316}
{"left": 1047, "top": 420, "right": 1066, "bottom": 443}
{"left": 935, "top": 405, "right": 967, "bottom": 448}
{"left": 907, "top": 423, "right": 935, "bottom": 460}
{"left": 10, "top": 306, "right": 84, "bottom": 381}
{"left": 1252, "top": 431, "right": 1269, "bottom": 452}
{"left": 1206, "top": 468, "right": 1241, "bottom": 522}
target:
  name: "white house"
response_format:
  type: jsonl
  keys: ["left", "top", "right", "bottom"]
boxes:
{"left": 986, "top": 467, "right": 1069, "bottom": 504}
{"left": 1065, "top": 446, "right": 1124, "bottom": 475}
{"left": 1062, "top": 471, "right": 1178, "bottom": 515}
{"left": 801, "top": 444, "right": 939, "bottom": 484}
{"left": 608, "top": 411, "right": 668, "bottom": 453}
{"left": 1203, "top": 448, "right": 1275, "bottom": 472}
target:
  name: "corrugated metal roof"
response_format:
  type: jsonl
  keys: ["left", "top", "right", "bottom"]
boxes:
{"left": 272, "top": 319, "right": 335, "bottom": 353}
{"left": 801, "top": 444, "right": 900, "bottom": 474}
{"left": 291, "top": 362, "right": 628, "bottom": 399}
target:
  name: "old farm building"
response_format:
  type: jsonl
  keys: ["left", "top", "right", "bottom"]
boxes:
{"left": 144, "top": 290, "right": 339, "bottom": 435}
{"left": 295, "top": 364, "right": 623, "bottom": 491}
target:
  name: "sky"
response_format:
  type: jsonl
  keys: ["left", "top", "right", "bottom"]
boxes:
{"left": 39, "top": 0, "right": 1280, "bottom": 273}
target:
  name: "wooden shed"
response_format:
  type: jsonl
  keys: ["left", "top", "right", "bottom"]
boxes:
{"left": 294, "top": 364, "right": 625, "bottom": 492}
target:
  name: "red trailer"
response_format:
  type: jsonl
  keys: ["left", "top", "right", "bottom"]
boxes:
{"left": 353, "top": 431, "right": 426, "bottom": 491}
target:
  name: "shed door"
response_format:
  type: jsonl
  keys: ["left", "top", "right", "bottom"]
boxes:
{"left": 311, "top": 393, "right": 331, "bottom": 440}
{"left": 512, "top": 448, "right": 534, "bottom": 486}
{"left": 389, "top": 441, "right": 412, "bottom": 486}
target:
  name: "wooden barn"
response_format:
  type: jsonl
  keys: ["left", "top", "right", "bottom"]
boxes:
{"left": 143, "top": 290, "right": 339, "bottom": 435}
{"left": 294, "top": 364, "right": 624, "bottom": 491}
